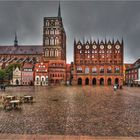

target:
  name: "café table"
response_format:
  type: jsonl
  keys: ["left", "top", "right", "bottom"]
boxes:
{"left": 23, "top": 95, "right": 33, "bottom": 103}
{"left": 6, "top": 95, "right": 15, "bottom": 101}
{"left": 10, "top": 100, "right": 20, "bottom": 109}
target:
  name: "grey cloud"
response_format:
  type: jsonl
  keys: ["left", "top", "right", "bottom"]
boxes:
{"left": 0, "top": 1, "right": 140, "bottom": 63}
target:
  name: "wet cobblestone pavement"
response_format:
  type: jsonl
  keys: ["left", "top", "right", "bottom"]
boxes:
{"left": 0, "top": 86, "right": 140, "bottom": 136}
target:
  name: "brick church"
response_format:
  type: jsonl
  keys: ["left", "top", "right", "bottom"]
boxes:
{"left": 40, "top": 3, "right": 67, "bottom": 85}
{"left": 0, "top": 2, "right": 124, "bottom": 86}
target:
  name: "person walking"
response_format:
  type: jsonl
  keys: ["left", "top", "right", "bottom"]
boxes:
{"left": 114, "top": 85, "right": 117, "bottom": 91}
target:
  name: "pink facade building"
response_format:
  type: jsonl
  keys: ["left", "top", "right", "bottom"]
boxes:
{"left": 21, "top": 63, "right": 34, "bottom": 86}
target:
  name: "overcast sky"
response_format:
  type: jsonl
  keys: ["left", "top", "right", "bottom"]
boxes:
{"left": 0, "top": 1, "right": 140, "bottom": 63}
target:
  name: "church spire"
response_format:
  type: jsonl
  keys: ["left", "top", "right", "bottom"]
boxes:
{"left": 14, "top": 32, "right": 18, "bottom": 47}
{"left": 58, "top": 1, "right": 61, "bottom": 17}
{"left": 121, "top": 37, "right": 124, "bottom": 46}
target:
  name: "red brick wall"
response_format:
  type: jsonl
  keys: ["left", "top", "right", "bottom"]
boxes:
{"left": 73, "top": 40, "right": 124, "bottom": 86}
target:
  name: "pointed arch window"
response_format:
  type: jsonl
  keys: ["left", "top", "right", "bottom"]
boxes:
{"left": 50, "top": 37, "right": 54, "bottom": 45}
{"left": 45, "top": 49, "right": 49, "bottom": 57}
{"left": 46, "top": 29, "right": 49, "bottom": 35}
{"left": 45, "top": 37, "right": 49, "bottom": 45}
{"left": 50, "top": 49, "right": 54, "bottom": 57}
{"left": 50, "top": 29, "right": 54, "bottom": 35}
{"left": 55, "top": 29, "right": 59, "bottom": 34}
{"left": 55, "top": 37, "right": 59, "bottom": 45}
{"left": 55, "top": 49, "right": 58, "bottom": 57}
{"left": 55, "top": 20, "right": 59, "bottom": 26}
{"left": 46, "top": 21, "right": 49, "bottom": 26}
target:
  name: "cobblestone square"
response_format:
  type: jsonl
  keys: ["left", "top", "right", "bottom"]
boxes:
{"left": 0, "top": 86, "right": 140, "bottom": 136}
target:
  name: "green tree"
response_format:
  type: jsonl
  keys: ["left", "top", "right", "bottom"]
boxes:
{"left": 5, "top": 63, "right": 21, "bottom": 81}
{"left": 0, "top": 69, "right": 6, "bottom": 84}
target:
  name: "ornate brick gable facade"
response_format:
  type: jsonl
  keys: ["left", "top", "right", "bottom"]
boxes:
{"left": 72, "top": 39, "right": 124, "bottom": 86}
{"left": 34, "top": 62, "right": 49, "bottom": 86}
{"left": 48, "top": 60, "right": 66, "bottom": 85}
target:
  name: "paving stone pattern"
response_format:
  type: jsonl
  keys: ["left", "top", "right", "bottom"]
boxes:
{"left": 0, "top": 86, "right": 140, "bottom": 136}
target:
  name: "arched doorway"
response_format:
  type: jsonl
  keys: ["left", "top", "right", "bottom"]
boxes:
{"left": 16, "top": 79, "right": 19, "bottom": 85}
{"left": 100, "top": 78, "right": 104, "bottom": 85}
{"left": 115, "top": 78, "right": 119, "bottom": 84}
{"left": 85, "top": 78, "right": 89, "bottom": 85}
{"left": 92, "top": 78, "right": 96, "bottom": 85}
{"left": 30, "top": 81, "right": 33, "bottom": 86}
{"left": 78, "top": 78, "right": 82, "bottom": 85}
{"left": 108, "top": 78, "right": 112, "bottom": 85}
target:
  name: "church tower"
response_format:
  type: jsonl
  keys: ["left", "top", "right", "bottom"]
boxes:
{"left": 14, "top": 32, "right": 18, "bottom": 47}
{"left": 43, "top": 2, "right": 66, "bottom": 62}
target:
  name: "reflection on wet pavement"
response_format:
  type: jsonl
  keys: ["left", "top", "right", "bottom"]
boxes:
{"left": 0, "top": 86, "right": 140, "bottom": 136}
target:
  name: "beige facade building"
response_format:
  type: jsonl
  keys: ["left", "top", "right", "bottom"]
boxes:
{"left": 12, "top": 67, "right": 22, "bottom": 85}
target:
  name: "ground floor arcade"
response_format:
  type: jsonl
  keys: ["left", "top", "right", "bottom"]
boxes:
{"left": 76, "top": 76, "right": 123, "bottom": 86}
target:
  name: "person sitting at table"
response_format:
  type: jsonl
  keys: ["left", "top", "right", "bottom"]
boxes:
{"left": 3, "top": 99, "right": 11, "bottom": 110}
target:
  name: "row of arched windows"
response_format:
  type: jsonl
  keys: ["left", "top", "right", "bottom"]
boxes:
{"left": 45, "top": 20, "right": 60, "bottom": 27}
{"left": 45, "top": 49, "right": 59, "bottom": 57}
{"left": 45, "top": 29, "right": 60, "bottom": 35}
{"left": 36, "top": 76, "right": 48, "bottom": 82}
{"left": 45, "top": 37, "right": 59, "bottom": 45}
{"left": 80, "top": 50, "right": 120, "bottom": 54}
{"left": 50, "top": 73, "right": 64, "bottom": 77}
{"left": 76, "top": 67, "right": 120, "bottom": 73}
{"left": 77, "top": 77, "right": 119, "bottom": 85}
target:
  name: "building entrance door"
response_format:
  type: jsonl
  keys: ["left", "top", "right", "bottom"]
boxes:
{"left": 16, "top": 79, "right": 19, "bottom": 85}
{"left": 85, "top": 78, "right": 89, "bottom": 85}
{"left": 115, "top": 78, "right": 119, "bottom": 84}
{"left": 92, "top": 78, "right": 96, "bottom": 85}
{"left": 108, "top": 78, "right": 112, "bottom": 85}
{"left": 100, "top": 78, "right": 104, "bottom": 85}
{"left": 78, "top": 78, "right": 82, "bottom": 85}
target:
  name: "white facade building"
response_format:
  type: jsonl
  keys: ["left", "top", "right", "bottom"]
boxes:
{"left": 12, "top": 67, "right": 22, "bottom": 85}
